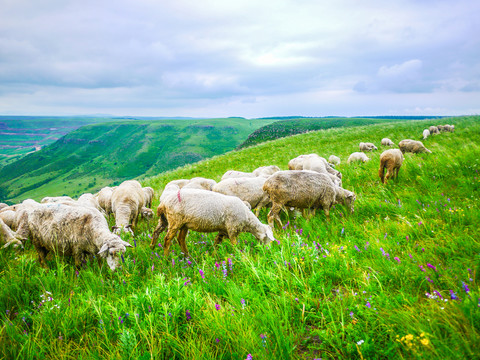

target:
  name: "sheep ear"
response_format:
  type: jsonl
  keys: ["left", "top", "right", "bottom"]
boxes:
{"left": 98, "top": 244, "right": 109, "bottom": 255}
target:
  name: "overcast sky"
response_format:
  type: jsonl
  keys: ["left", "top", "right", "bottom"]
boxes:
{"left": 1, "top": 0, "right": 479, "bottom": 117}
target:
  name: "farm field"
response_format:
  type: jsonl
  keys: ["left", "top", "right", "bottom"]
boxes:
{"left": 0, "top": 115, "right": 479, "bottom": 359}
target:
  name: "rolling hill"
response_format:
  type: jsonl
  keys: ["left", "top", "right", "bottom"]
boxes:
{"left": 0, "top": 117, "right": 277, "bottom": 203}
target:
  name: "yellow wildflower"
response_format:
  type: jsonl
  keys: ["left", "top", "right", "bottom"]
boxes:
{"left": 420, "top": 338, "right": 430, "bottom": 346}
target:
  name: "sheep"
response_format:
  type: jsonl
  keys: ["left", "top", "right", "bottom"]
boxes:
{"left": 288, "top": 154, "right": 342, "bottom": 181}
{"left": 212, "top": 176, "right": 271, "bottom": 216}
{"left": 166, "top": 179, "right": 190, "bottom": 188}
{"left": 437, "top": 125, "right": 445, "bottom": 132}
{"left": 15, "top": 203, "right": 132, "bottom": 270}
{"left": 41, "top": 196, "right": 74, "bottom": 204}
{"left": 328, "top": 155, "right": 341, "bottom": 165}
{"left": 149, "top": 189, "right": 275, "bottom": 256}
{"left": 379, "top": 149, "right": 404, "bottom": 184}
{"left": 381, "top": 138, "right": 395, "bottom": 146}
{"left": 359, "top": 142, "right": 378, "bottom": 151}
{"left": 444, "top": 124, "right": 455, "bottom": 132}
{"left": 347, "top": 152, "right": 370, "bottom": 164}
{"left": 111, "top": 180, "right": 147, "bottom": 235}
{"left": 422, "top": 129, "right": 430, "bottom": 140}
{"left": 221, "top": 165, "right": 280, "bottom": 180}
{"left": 182, "top": 177, "right": 217, "bottom": 191}
{"left": 252, "top": 165, "right": 281, "bottom": 177}
{"left": 0, "top": 199, "right": 41, "bottom": 231}
{"left": 398, "top": 139, "right": 432, "bottom": 154}
{"left": 429, "top": 126, "right": 440, "bottom": 135}
{"left": 77, "top": 193, "right": 104, "bottom": 213}
{"left": 142, "top": 187, "right": 155, "bottom": 208}
{"left": 95, "top": 186, "right": 116, "bottom": 216}
{"left": 0, "top": 218, "right": 23, "bottom": 248}
{"left": 263, "top": 170, "right": 356, "bottom": 228}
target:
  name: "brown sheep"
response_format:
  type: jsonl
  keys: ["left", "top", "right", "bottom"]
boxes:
{"left": 263, "top": 170, "right": 356, "bottom": 228}
{"left": 398, "top": 139, "right": 432, "bottom": 154}
{"left": 379, "top": 149, "right": 404, "bottom": 184}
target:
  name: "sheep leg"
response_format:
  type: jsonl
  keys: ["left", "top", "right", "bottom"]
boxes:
{"left": 35, "top": 245, "right": 49, "bottom": 268}
{"left": 176, "top": 227, "right": 189, "bottom": 256}
{"left": 214, "top": 232, "right": 226, "bottom": 246}
{"left": 267, "top": 203, "right": 283, "bottom": 229}
{"left": 163, "top": 226, "right": 180, "bottom": 256}
{"left": 150, "top": 218, "right": 167, "bottom": 249}
{"left": 323, "top": 206, "right": 331, "bottom": 221}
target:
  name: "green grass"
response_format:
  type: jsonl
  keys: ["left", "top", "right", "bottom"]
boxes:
{"left": 0, "top": 115, "right": 479, "bottom": 359}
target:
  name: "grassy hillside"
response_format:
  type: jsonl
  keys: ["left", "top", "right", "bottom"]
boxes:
{"left": 0, "top": 116, "right": 126, "bottom": 166}
{"left": 0, "top": 116, "right": 478, "bottom": 359}
{"left": 237, "top": 116, "right": 444, "bottom": 149}
{"left": 0, "top": 118, "right": 276, "bottom": 203}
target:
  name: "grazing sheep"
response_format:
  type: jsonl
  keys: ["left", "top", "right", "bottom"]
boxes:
{"left": 444, "top": 124, "right": 455, "bottom": 132}
{"left": 347, "top": 152, "right": 370, "bottom": 164}
{"left": 289, "top": 154, "right": 342, "bottom": 181}
{"left": 422, "top": 129, "right": 430, "bottom": 140}
{"left": 359, "top": 142, "right": 378, "bottom": 151}
{"left": 221, "top": 165, "right": 280, "bottom": 180}
{"left": 328, "top": 155, "right": 341, "bottom": 165}
{"left": 252, "top": 165, "right": 281, "bottom": 177}
{"left": 95, "top": 186, "right": 116, "bottom": 216}
{"left": 398, "top": 139, "right": 432, "bottom": 154}
{"left": 379, "top": 149, "right": 404, "bottom": 184}
{"left": 182, "top": 177, "right": 217, "bottom": 191}
{"left": 429, "top": 126, "right": 440, "bottom": 135}
{"left": 381, "top": 138, "right": 395, "bottom": 146}
{"left": 77, "top": 193, "right": 104, "bottom": 212}
{"left": 0, "top": 199, "right": 41, "bottom": 230}
{"left": 111, "top": 180, "right": 147, "bottom": 235}
{"left": 0, "top": 218, "right": 23, "bottom": 248}
{"left": 212, "top": 176, "right": 270, "bottom": 216}
{"left": 41, "top": 196, "right": 74, "bottom": 204}
{"left": 150, "top": 189, "right": 275, "bottom": 256}
{"left": 143, "top": 187, "right": 155, "bottom": 208}
{"left": 263, "top": 170, "right": 356, "bottom": 228}
{"left": 437, "top": 125, "right": 445, "bottom": 132}
{"left": 16, "top": 203, "right": 132, "bottom": 270}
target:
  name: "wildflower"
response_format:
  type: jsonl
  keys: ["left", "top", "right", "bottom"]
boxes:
{"left": 433, "top": 290, "right": 442, "bottom": 299}
{"left": 341, "top": 227, "right": 344, "bottom": 235}
{"left": 151, "top": 264, "right": 154, "bottom": 272}
{"left": 365, "top": 301, "right": 371, "bottom": 308}
{"left": 246, "top": 354, "right": 253, "bottom": 360}
{"left": 462, "top": 281, "right": 470, "bottom": 294}
{"left": 427, "top": 263, "right": 436, "bottom": 271}
{"left": 449, "top": 290, "right": 458, "bottom": 300}
{"left": 420, "top": 338, "right": 430, "bottom": 346}
{"left": 215, "top": 304, "right": 221, "bottom": 311}
{"left": 357, "top": 340, "right": 364, "bottom": 345}
{"left": 405, "top": 334, "right": 414, "bottom": 341}
{"left": 394, "top": 256, "right": 400, "bottom": 263}
{"left": 349, "top": 311, "right": 354, "bottom": 318}
{"left": 199, "top": 269, "right": 205, "bottom": 279}
{"left": 426, "top": 276, "right": 433, "bottom": 283}
{"left": 354, "top": 245, "right": 361, "bottom": 252}
{"left": 172, "top": 259, "right": 175, "bottom": 267}
{"left": 228, "top": 258, "right": 233, "bottom": 270}
{"left": 419, "top": 265, "right": 425, "bottom": 272}
{"left": 186, "top": 309, "right": 191, "bottom": 321}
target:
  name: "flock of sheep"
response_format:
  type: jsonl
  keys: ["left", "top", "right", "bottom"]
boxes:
{"left": 0, "top": 123, "right": 455, "bottom": 271}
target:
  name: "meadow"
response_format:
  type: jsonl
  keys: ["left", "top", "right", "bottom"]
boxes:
{"left": 0, "top": 116, "right": 479, "bottom": 359}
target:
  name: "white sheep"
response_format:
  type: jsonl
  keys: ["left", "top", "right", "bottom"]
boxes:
{"left": 359, "top": 142, "right": 378, "bottom": 151}
{"left": 0, "top": 217, "right": 23, "bottom": 248}
{"left": 288, "top": 154, "right": 342, "bottom": 182}
{"left": 41, "top": 196, "right": 74, "bottom": 204}
{"left": 429, "top": 126, "right": 440, "bottom": 135}
{"left": 398, "top": 139, "right": 432, "bottom": 154}
{"left": 422, "top": 129, "right": 430, "bottom": 140}
{"left": 149, "top": 189, "right": 275, "bottom": 255}
{"left": 212, "top": 176, "right": 270, "bottom": 216}
{"left": 142, "top": 187, "right": 155, "bottom": 208}
{"left": 221, "top": 165, "right": 280, "bottom": 180}
{"left": 182, "top": 177, "right": 217, "bottom": 190}
{"left": 347, "top": 152, "right": 370, "bottom": 164}
{"left": 111, "top": 180, "right": 147, "bottom": 235}
{"left": 379, "top": 149, "right": 404, "bottom": 184}
{"left": 328, "top": 155, "right": 341, "bottom": 165}
{"left": 95, "top": 186, "right": 116, "bottom": 216}
{"left": 381, "top": 138, "right": 395, "bottom": 146}
{"left": 444, "top": 124, "right": 455, "bottom": 132}
{"left": 263, "top": 170, "right": 356, "bottom": 228}
{"left": 16, "top": 203, "right": 132, "bottom": 270}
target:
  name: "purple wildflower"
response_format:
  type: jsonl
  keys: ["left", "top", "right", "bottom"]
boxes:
{"left": 199, "top": 269, "right": 205, "bottom": 279}
{"left": 151, "top": 264, "right": 154, "bottom": 272}
{"left": 366, "top": 301, "right": 371, "bottom": 308}
{"left": 419, "top": 265, "right": 425, "bottom": 272}
{"left": 172, "top": 259, "right": 175, "bottom": 267}
{"left": 427, "top": 263, "right": 437, "bottom": 271}
{"left": 426, "top": 276, "right": 433, "bottom": 283}
{"left": 216, "top": 338, "right": 220, "bottom": 343}
{"left": 215, "top": 304, "right": 221, "bottom": 311}
{"left": 354, "top": 245, "right": 361, "bottom": 252}
{"left": 462, "top": 281, "right": 470, "bottom": 293}
{"left": 246, "top": 355, "right": 253, "bottom": 360}
{"left": 186, "top": 309, "right": 191, "bottom": 320}
{"left": 449, "top": 290, "right": 458, "bottom": 300}
{"left": 394, "top": 256, "right": 400, "bottom": 263}
{"left": 433, "top": 290, "right": 443, "bottom": 299}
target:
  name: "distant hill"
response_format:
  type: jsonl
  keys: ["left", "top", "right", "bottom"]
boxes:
{"left": 0, "top": 117, "right": 276, "bottom": 203}
{"left": 237, "top": 116, "right": 444, "bottom": 149}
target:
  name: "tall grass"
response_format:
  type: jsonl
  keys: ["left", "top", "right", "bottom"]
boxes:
{"left": 0, "top": 116, "right": 479, "bottom": 359}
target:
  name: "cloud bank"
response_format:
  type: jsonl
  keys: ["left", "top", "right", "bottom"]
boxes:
{"left": 0, "top": 0, "right": 479, "bottom": 117}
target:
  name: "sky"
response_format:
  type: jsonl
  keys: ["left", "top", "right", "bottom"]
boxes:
{"left": 1, "top": 0, "right": 479, "bottom": 118}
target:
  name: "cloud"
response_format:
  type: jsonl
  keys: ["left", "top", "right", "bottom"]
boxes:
{"left": 0, "top": 0, "right": 479, "bottom": 116}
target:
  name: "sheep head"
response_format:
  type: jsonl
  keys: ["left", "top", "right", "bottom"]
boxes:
{"left": 258, "top": 224, "right": 275, "bottom": 244}
{"left": 98, "top": 237, "right": 133, "bottom": 271}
